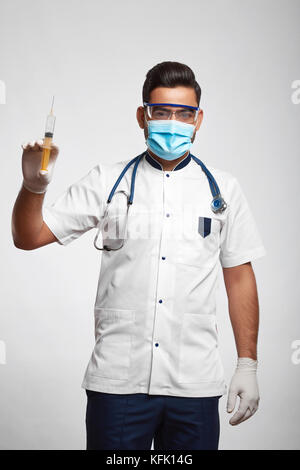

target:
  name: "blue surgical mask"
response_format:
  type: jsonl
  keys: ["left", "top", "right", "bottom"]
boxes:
{"left": 145, "top": 119, "right": 195, "bottom": 161}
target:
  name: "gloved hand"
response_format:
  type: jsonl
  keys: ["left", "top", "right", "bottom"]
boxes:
{"left": 21, "top": 139, "right": 59, "bottom": 194}
{"left": 227, "top": 357, "right": 260, "bottom": 425}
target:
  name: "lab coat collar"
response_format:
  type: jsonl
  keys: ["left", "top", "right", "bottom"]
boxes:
{"left": 145, "top": 150, "right": 192, "bottom": 172}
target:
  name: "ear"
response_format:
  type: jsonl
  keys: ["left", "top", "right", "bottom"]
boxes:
{"left": 136, "top": 106, "right": 146, "bottom": 129}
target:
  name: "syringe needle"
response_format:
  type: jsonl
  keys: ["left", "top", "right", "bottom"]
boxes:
{"left": 50, "top": 95, "right": 55, "bottom": 114}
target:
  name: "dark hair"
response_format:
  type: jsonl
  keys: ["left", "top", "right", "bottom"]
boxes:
{"left": 142, "top": 61, "right": 201, "bottom": 106}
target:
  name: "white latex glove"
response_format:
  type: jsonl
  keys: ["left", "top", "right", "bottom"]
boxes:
{"left": 227, "top": 357, "right": 260, "bottom": 426}
{"left": 21, "top": 139, "right": 59, "bottom": 194}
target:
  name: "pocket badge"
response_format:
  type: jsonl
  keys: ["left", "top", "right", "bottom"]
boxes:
{"left": 198, "top": 217, "right": 211, "bottom": 238}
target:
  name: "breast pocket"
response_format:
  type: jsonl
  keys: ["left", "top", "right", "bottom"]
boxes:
{"left": 89, "top": 308, "right": 135, "bottom": 380}
{"left": 178, "top": 313, "right": 224, "bottom": 384}
{"left": 177, "top": 216, "right": 221, "bottom": 268}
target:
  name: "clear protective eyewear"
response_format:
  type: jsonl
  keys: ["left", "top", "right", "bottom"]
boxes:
{"left": 143, "top": 102, "right": 200, "bottom": 124}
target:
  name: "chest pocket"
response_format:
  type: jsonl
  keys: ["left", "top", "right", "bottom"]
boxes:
{"left": 177, "top": 216, "right": 221, "bottom": 268}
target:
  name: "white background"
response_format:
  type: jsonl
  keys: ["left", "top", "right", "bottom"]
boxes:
{"left": 0, "top": 0, "right": 299, "bottom": 450}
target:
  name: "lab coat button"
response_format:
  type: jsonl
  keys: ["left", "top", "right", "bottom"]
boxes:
{"left": 162, "top": 256, "right": 166, "bottom": 260}
{"left": 159, "top": 299, "right": 163, "bottom": 303}
{"left": 166, "top": 173, "right": 170, "bottom": 177}
{"left": 155, "top": 343, "right": 159, "bottom": 347}
{"left": 166, "top": 213, "right": 170, "bottom": 217}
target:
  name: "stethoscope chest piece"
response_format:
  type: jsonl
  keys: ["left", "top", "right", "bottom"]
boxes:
{"left": 211, "top": 195, "right": 227, "bottom": 214}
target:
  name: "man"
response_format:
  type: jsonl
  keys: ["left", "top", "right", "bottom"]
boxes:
{"left": 12, "top": 61, "right": 266, "bottom": 450}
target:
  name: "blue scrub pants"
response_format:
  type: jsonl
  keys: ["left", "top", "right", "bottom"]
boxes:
{"left": 85, "top": 390, "right": 221, "bottom": 450}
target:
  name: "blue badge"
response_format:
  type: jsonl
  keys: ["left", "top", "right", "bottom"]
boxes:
{"left": 198, "top": 217, "right": 211, "bottom": 238}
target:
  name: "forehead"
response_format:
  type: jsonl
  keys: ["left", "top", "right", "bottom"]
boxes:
{"left": 149, "top": 86, "right": 198, "bottom": 107}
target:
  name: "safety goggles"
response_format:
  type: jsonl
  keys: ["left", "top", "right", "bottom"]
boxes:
{"left": 143, "top": 102, "right": 200, "bottom": 124}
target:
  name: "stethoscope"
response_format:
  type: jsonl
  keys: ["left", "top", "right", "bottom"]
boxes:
{"left": 94, "top": 150, "right": 227, "bottom": 251}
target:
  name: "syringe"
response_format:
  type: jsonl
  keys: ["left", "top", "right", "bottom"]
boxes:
{"left": 40, "top": 96, "right": 56, "bottom": 172}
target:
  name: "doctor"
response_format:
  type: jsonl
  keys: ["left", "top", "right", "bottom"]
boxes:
{"left": 12, "top": 61, "right": 266, "bottom": 450}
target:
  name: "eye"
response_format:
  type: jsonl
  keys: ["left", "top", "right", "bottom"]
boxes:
{"left": 151, "top": 106, "right": 170, "bottom": 119}
{"left": 177, "top": 110, "right": 195, "bottom": 120}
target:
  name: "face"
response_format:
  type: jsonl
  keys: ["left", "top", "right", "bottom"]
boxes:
{"left": 136, "top": 86, "right": 204, "bottom": 144}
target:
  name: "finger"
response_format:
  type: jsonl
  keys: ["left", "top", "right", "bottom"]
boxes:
{"left": 227, "top": 391, "right": 237, "bottom": 413}
{"left": 230, "top": 407, "right": 253, "bottom": 426}
{"left": 39, "top": 140, "right": 59, "bottom": 153}
{"left": 50, "top": 142, "right": 59, "bottom": 153}
{"left": 249, "top": 404, "right": 258, "bottom": 416}
{"left": 37, "top": 139, "right": 44, "bottom": 149}
{"left": 229, "top": 401, "right": 250, "bottom": 425}
{"left": 28, "top": 140, "right": 41, "bottom": 151}
{"left": 50, "top": 145, "right": 59, "bottom": 158}
{"left": 21, "top": 141, "right": 29, "bottom": 150}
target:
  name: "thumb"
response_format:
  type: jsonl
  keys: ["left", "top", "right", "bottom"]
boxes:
{"left": 227, "top": 390, "right": 237, "bottom": 413}
{"left": 38, "top": 168, "right": 52, "bottom": 185}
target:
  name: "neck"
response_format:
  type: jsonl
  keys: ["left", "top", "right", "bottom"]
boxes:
{"left": 147, "top": 149, "right": 190, "bottom": 171}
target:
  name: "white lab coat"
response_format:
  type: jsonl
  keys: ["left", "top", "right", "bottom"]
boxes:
{"left": 42, "top": 152, "right": 266, "bottom": 397}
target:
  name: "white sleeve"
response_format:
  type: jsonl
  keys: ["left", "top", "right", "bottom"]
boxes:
{"left": 42, "top": 163, "right": 106, "bottom": 246}
{"left": 219, "top": 177, "right": 266, "bottom": 267}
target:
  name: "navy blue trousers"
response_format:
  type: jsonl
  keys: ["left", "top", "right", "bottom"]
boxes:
{"left": 85, "top": 390, "right": 221, "bottom": 450}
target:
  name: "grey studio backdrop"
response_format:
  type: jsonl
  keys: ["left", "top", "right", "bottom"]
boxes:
{"left": 0, "top": 0, "right": 299, "bottom": 450}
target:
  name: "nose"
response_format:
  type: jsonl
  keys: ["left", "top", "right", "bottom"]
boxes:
{"left": 170, "top": 110, "right": 177, "bottom": 120}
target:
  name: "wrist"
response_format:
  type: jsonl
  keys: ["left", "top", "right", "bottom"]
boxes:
{"left": 22, "top": 180, "right": 47, "bottom": 195}
{"left": 237, "top": 357, "right": 258, "bottom": 370}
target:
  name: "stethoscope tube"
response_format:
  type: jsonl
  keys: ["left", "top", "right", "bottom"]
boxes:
{"left": 190, "top": 154, "right": 227, "bottom": 213}
{"left": 107, "top": 154, "right": 144, "bottom": 204}
{"left": 94, "top": 151, "right": 227, "bottom": 250}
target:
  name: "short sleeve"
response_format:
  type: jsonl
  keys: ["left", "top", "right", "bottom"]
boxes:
{"left": 42, "top": 163, "right": 106, "bottom": 246}
{"left": 219, "top": 177, "right": 266, "bottom": 267}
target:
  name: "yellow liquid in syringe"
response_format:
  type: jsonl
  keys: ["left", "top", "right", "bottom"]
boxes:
{"left": 40, "top": 97, "right": 56, "bottom": 172}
